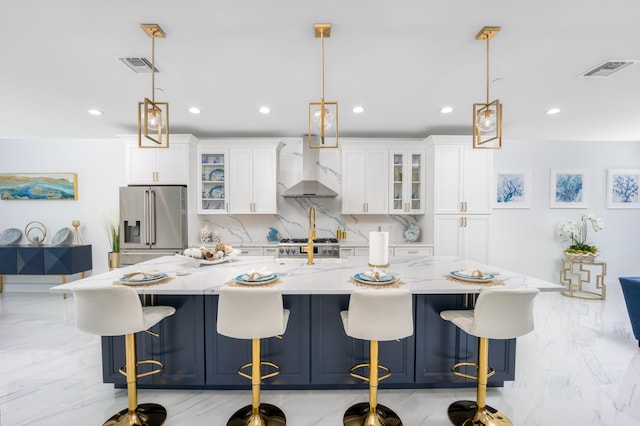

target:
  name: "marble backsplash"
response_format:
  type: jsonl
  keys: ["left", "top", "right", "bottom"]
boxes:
{"left": 193, "top": 138, "right": 424, "bottom": 246}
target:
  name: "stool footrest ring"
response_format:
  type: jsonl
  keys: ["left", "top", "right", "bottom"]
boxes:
{"left": 118, "top": 359, "right": 164, "bottom": 379}
{"left": 349, "top": 362, "right": 392, "bottom": 383}
{"left": 451, "top": 361, "right": 495, "bottom": 381}
{"left": 237, "top": 361, "right": 281, "bottom": 381}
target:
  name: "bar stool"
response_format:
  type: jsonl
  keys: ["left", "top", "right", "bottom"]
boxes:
{"left": 73, "top": 285, "right": 176, "bottom": 426}
{"left": 341, "top": 288, "right": 413, "bottom": 426}
{"left": 217, "top": 286, "right": 290, "bottom": 426}
{"left": 440, "top": 288, "right": 539, "bottom": 426}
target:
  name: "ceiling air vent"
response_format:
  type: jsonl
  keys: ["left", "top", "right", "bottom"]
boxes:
{"left": 118, "top": 57, "right": 158, "bottom": 73}
{"left": 581, "top": 60, "right": 638, "bottom": 78}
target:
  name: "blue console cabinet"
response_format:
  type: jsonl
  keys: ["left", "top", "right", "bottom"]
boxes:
{"left": 0, "top": 245, "right": 92, "bottom": 291}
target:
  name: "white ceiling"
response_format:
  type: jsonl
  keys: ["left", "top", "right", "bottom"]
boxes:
{"left": 2, "top": 0, "right": 640, "bottom": 142}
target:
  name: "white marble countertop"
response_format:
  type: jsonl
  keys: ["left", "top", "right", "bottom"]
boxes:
{"left": 50, "top": 255, "right": 563, "bottom": 295}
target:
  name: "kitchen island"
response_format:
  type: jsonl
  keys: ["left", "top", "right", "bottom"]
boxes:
{"left": 50, "top": 255, "right": 562, "bottom": 390}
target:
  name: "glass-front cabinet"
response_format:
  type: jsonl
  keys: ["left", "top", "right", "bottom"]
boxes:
{"left": 390, "top": 151, "right": 424, "bottom": 214}
{"left": 197, "top": 151, "right": 228, "bottom": 214}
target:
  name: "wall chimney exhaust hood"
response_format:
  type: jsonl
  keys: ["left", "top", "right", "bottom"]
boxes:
{"left": 281, "top": 137, "right": 338, "bottom": 198}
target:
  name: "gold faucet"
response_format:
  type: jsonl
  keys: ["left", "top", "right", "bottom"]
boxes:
{"left": 302, "top": 204, "right": 316, "bottom": 265}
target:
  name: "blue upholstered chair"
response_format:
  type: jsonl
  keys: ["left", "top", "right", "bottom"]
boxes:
{"left": 619, "top": 277, "right": 640, "bottom": 346}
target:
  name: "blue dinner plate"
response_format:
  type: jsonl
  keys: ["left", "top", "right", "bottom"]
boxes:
{"left": 119, "top": 272, "right": 168, "bottom": 284}
{"left": 449, "top": 270, "right": 495, "bottom": 282}
{"left": 235, "top": 273, "right": 279, "bottom": 285}
{"left": 353, "top": 272, "right": 397, "bottom": 284}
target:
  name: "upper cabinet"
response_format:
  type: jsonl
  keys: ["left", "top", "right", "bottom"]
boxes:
{"left": 197, "top": 140, "right": 281, "bottom": 215}
{"left": 198, "top": 151, "right": 228, "bottom": 214}
{"left": 426, "top": 135, "right": 493, "bottom": 215}
{"left": 341, "top": 148, "right": 389, "bottom": 214}
{"left": 390, "top": 150, "right": 425, "bottom": 214}
{"left": 124, "top": 135, "right": 196, "bottom": 185}
{"left": 341, "top": 139, "right": 425, "bottom": 215}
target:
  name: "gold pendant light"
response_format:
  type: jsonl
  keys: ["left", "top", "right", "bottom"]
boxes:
{"left": 138, "top": 23, "right": 169, "bottom": 148}
{"left": 472, "top": 26, "right": 502, "bottom": 149}
{"left": 308, "top": 23, "right": 339, "bottom": 149}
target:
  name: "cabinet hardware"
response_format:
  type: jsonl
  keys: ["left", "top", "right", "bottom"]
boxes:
{"left": 408, "top": 250, "right": 418, "bottom": 254}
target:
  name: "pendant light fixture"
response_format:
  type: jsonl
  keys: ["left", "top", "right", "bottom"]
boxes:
{"left": 138, "top": 23, "right": 169, "bottom": 148}
{"left": 473, "top": 26, "right": 502, "bottom": 149}
{"left": 308, "top": 23, "right": 339, "bottom": 149}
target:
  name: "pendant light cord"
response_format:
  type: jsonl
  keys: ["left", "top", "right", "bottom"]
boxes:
{"left": 485, "top": 37, "right": 490, "bottom": 105}
{"left": 151, "top": 32, "right": 156, "bottom": 104}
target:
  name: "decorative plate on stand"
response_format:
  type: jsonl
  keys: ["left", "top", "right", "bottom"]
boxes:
{"left": 402, "top": 223, "right": 421, "bottom": 242}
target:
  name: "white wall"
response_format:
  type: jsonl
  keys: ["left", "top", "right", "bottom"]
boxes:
{"left": 490, "top": 139, "right": 640, "bottom": 282}
{"left": 0, "top": 138, "right": 126, "bottom": 287}
{"left": 1, "top": 136, "right": 638, "bottom": 289}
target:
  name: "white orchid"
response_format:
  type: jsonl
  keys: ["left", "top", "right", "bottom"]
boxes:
{"left": 557, "top": 213, "right": 604, "bottom": 253}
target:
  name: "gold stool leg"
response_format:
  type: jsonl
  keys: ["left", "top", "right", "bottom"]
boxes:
{"left": 227, "top": 338, "right": 286, "bottom": 426}
{"left": 103, "top": 333, "right": 168, "bottom": 426}
{"left": 343, "top": 341, "right": 403, "bottom": 426}
{"left": 447, "top": 337, "right": 512, "bottom": 426}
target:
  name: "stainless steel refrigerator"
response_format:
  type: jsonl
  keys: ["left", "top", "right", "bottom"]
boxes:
{"left": 119, "top": 185, "right": 187, "bottom": 266}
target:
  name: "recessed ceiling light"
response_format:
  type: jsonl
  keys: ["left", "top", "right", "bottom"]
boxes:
{"left": 352, "top": 106, "right": 364, "bottom": 114}
{"left": 440, "top": 106, "right": 453, "bottom": 114}
{"left": 546, "top": 108, "right": 561, "bottom": 115}
{"left": 259, "top": 106, "right": 271, "bottom": 114}
{"left": 188, "top": 107, "right": 201, "bottom": 114}
{"left": 88, "top": 109, "right": 103, "bottom": 116}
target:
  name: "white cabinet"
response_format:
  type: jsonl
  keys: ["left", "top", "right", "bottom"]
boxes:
{"left": 428, "top": 136, "right": 492, "bottom": 214}
{"left": 263, "top": 246, "right": 279, "bottom": 257}
{"left": 433, "top": 215, "right": 491, "bottom": 263}
{"left": 228, "top": 147, "right": 278, "bottom": 214}
{"left": 197, "top": 140, "right": 281, "bottom": 215}
{"left": 390, "top": 151, "right": 425, "bottom": 214}
{"left": 341, "top": 149, "right": 389, "bottom": 214}
{"left": 125, "top": 140, "right": 190, "bottom": 185}
{"left": 426, "top": 136, "right": 493, "bottom": 262}
{"left": 394, "top": 245, "right": 433, "bottom": 256}
{"left": 340, "top": 246, "right": 356, "bottom": 258}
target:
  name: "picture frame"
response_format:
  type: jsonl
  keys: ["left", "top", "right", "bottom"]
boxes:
{"left": 0, "top": 173, "right": 78, "bottom": 200}
{"left": 607, "top": 168, "right": 640, "bottom": 208}
{"left": 494, "top": 170, "right": 532, "bottom": 208}
{"left": 550, "top": 169, "right": 586, "bottom": 208}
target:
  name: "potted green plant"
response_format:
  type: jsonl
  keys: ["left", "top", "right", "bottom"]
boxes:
{"left": 108, "top": 224, "right": 121, "bottom": 270}
{"left": 557, "top": 213, "right": 604, "bottom": 261}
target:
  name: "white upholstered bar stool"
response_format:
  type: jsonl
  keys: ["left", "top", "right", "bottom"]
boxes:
{"left": 440, "top": 288, "right": 539, "bottom": 426}
{"left": 73, "top": 285, "right": 176, "bottom": 426}
{"left": 217, "top": 286, "right": 290, "bottom": 426}
{"left": 341, "top": 288, "right": 413, "bottom": 426}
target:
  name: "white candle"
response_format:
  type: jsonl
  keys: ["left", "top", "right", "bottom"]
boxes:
{"left": 369, "top": 231, "right": 389, "bottom": 267}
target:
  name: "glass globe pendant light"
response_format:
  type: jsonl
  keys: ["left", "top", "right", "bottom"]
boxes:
{"left": 308, "top": 23, "right": 339, "bottom": 148}
{"left": 476, "top": 108, "right": 496, "bottom": 132}
{"left": 138, "top": 23, "right": 169, "bottom": 148}
{"left": 472, "top": 26, "right": 502, "bottom": 149}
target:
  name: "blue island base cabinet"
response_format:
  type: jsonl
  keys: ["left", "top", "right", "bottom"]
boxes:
{"left": 101, "top": 294, "right": 515, "bottom": 389}
{"left": 102, "top": 295, "right": 205, "bottom": 388}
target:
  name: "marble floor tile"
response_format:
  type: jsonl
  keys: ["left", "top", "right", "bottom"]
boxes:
{"left": 1, "top": 281, "right": 639, "bottom": 425}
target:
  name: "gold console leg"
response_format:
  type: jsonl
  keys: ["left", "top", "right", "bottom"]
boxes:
{"left": 227, "top": 338, "right": 286, "bottom": 426}
{"left": 103, "top": 333, "right": 168, "bottom": 426}
{"left": 447, "top": 337, "right": 512, "bottom": 426}
{"left": 0, "top": 275, "right": 3, "bottom": 293}
{"left": 344, "top": 341, "right": 403, "bottom": 426}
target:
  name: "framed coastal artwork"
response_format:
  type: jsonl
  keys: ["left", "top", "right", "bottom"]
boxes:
{"left": 494, "top": 170, "right": 532, "bottom": 208}
{"left": 607, "top": 168, "right": 640, "bottom": 208}
{"left": 550, "top": 169, "right": 586, "bottom": 208}
{"left": 0, "top": 173, "right": 78, "bottom": 200}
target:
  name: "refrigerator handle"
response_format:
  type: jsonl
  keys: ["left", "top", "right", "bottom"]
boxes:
{"left": 149, "top": 189, "right": 157, "bottom": 246}
{"left": 144, "top": 190, "right": 151, "bottom": 245}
